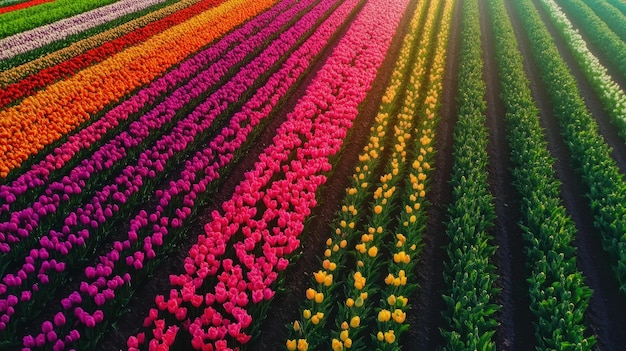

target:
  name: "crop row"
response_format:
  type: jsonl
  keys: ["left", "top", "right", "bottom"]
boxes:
{"left": 0, "top": 0, "right": 53, "bottom": 15}
{"left": 0, "top": 0, "right": 202, "bottom": 85}
{"left": 326, "top": 0, "right": 443, "bottom": 348}
{"left": 581, "top": 0, "right": 626, "bottom": 42}
{"left": 0, "top": 0, "right": 275, "bottom": 175}
{"left": 283, "top": 0, "right": 432, "bottom": 348}
{"left": 537, "top": 0, "right": 626, "bottom": 141}
{"left": 124, "top": 0, "right": 410, "bottom": 349}
{"left": 0, "top": 0, "right": 119, "bottom": 39}
{"left": 0, "top": 0, "right": 334, "bottom": 347}
{"left": 0, "top": 0, "right": 287, "bottom": 221}
{"left": 0, "top": 0, "right": 169, "bottom": 61}
{"left": 0, "top": 0, "right": 218, "bottom": 106}
{"left": 486, "top": 0, "right": 594, "bottom": 348}
{"left": 553, "top": 0, "right": 626, "bottom": 79}
{"left": 606, "top": 0, "right": 626, "bottom": 17}
{"left": 514, "top": 0, "right": 626, "bottom": 293}
{"left": 439, "top": 0, "right": 498, "bottom": 349}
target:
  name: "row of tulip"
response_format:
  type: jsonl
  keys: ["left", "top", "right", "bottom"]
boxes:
{"left": 0, "top": 0, "right": 202, "bottom": 85}
{"left": 0, "top": 0, "right": 325, "bottom": 339}
{"left": 0, "top": 0, "right": 119, "bottom": 39}
{"left": 284, "top": 0, "right": 430, "bottom": 347}
{"left": 325, "top": 1, "right": 442, "bottom": 350}
{"left": 0, "top": 0, "right": 275, "bottom": 175}
{"left": 0, "top": 0, "right": 287, "bottom": 220}
{"left": 375, "top": 0, "right": 453, "bottom": 347}
{"left": 486, "top": 0, "right": 594, "bottom": 348}
{"left": 581, "top": 0, "right": 626, "bottom": 42}
{"left": 0, "top": 0, "right": 217, "bottom": 108}
{"left": 0, "top": 0, "right": 53, "bottom": 15}
{"left": 128, "top": 0, "right": 409, "bottom": 349}
{"left": 0, "top": 0, "right": 185, "bottom": 73}
{"left": 328, "top": 0, "right": 447, "bottom": 349}
{"left": 0, "top": 0, "right": 170, "bottom": 61}
{"left": 5, "top": 0, "right": 355, "bottom": 348}
{"left": 515, "top": 0, "right": 626, "bottom": 294}
{"left": 537, "top": 0, "right": 626, "bottom": 141}
{"left": 439, "top": 0, "right": 499, "bottom": 349}
{"left": 553, "top": 0, "right": 626, "bottom": 79}
{"left": 0, "top": 0, "right": 299, "bottom": 260}
{"left": 286, "top": 0, "right": 451, "bottom": 348}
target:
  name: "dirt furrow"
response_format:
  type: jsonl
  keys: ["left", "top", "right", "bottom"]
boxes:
{"left": 408, "top": 0, "right": 461, "bottom": 349}
{"left": 505, "top": 0, "right": 626, "bottom": 349}
{"left": 531, "top": 0, "right": 626, "bottom": 174}
{"left": 477, "top": 0, "right": 534, "bottom": 349}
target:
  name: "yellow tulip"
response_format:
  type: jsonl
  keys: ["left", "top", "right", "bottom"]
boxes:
{"left": 286, "top": 339, "right": 297, "bottom": 351}
{"left": 297, "top": 339, "right": 309, "bottom": 351}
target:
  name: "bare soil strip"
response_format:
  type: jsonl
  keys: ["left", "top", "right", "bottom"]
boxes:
{"left": 408, "top": 0, "right": 461, "bottom": 349}
{"left": 506, "top": 0, "right": 626, "bottom": 349}
{"left": 478, "top": 0, "right": 535, "bottom": 349}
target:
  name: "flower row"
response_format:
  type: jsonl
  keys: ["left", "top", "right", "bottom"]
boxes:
{"left": 0, "top": 0, "right": 275, "bottom": 175}
{"left": 553, "top": 0, "right": 626, "bottom": 79}
{"left": 0, "top": 0, "right": 321, "bottom": 338}
{"left": 0, "top": 0, "right": 200, "bottom": 85}
{"left": 129, "top": 0, "right": 408, "bottom": 349}
{"left": 515, "top": 0, "right": 626, "bottom": 295}
{"left": 487, "top": 0, "right": 594, "bottom": 347}
{"left": 0, "top": 0, "right": 53, "bottom": 15}
{"left": 0, "top": 0, "right": 220, "bottom": 107}
{"left": 537, "top": 0, "right": 626, "bottom": 141}
{"left": 5, "top": 0, "right": 348, "bottom": 347}
{"left": 375, "top": 0, "right": 453, "bottom": 347}
{"left": 0, "top": 0, "right": 118, "bottom": 39}
{"left": 0, "top": 0, "right": 169, "bottom": 61}
{"left": 328, "top": 0, "right": 445, "bottom": 348}
{"left": 285, "top": 0, "right": 429, "bottom": 348}
{"left": 0, "top": 0, "right": 287, "bottom": 222}
{"left": 0, "top": 0, "right": 295, "bottom": 258}
{"left": 439, "top": 1, "right": 499, "bottom": 349}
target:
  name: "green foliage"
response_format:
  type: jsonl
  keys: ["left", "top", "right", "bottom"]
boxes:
{"left": 514, "top": 0, "right": 626, "bottom": 304}
{"left": 439, "top": 0, "right": 499, "bottom": 349}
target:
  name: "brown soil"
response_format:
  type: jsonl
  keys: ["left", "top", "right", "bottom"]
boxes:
{"left": 506, "top": 0, "right": 626, "bottom": 349}
{"left": 407, "top": 0, "right": 461, "bottom": 349}
{"left": 478, "top": 0, "right": 535, "bottom": 349}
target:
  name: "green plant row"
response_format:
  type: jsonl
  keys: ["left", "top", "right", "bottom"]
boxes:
{"left": 537, "top": 0, "right": 626, "bottom": 142}
{"left": 284, "top": 0, "right": 436, "bottom": 349}
{"left": 581, "top": 0, "right": 626, "bottom": 42}
{"left": 553, "top": 0, "right": 626, "bottom": 79}
{"left": 514, "top": 0, "right": 626, "bottom": 294}
{"left": 0, "top": 0, "right": 120, "bottom": 39}
{"left": 486, "top": 0, "right": 594, "bottom": 348}
{"left": 606, "top": 0, "right": 626, "bottom": 18}
{"left": 439, "top": 0, "right": 499, "bottom": 349}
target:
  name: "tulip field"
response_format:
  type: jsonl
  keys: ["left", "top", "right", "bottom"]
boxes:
{"left": 1, "top": 0, "right": 626, "bottom": 350}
